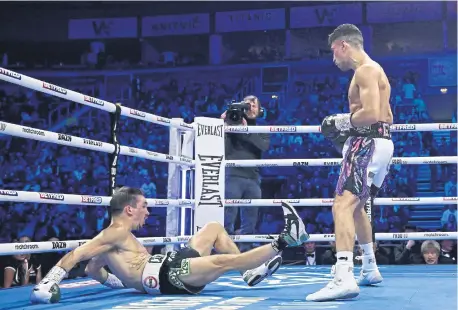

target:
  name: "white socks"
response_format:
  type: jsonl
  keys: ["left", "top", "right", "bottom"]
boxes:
{"left": 336, "top": 251, "right": 354, "bottom": 265}
{"left": 360, "top": 242, "right": 378, "bottom": 271}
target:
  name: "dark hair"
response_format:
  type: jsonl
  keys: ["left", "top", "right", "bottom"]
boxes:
{"left": 328, "top": 24, "right": 363, "bottom": 49}
{"left": 110, "top": 186, "right": 144, "bottom": 216}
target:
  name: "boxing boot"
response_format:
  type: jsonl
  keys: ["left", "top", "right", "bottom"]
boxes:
{"left": 306, "top": 263, "right": 360, "bottom": 302}
{"left": 356, "top": 266, "right": 383, "bottom": 286}
{"left": 242, "top": 254, "right": 283, "bottom": 287}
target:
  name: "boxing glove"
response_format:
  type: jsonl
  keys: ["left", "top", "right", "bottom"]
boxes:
{"left": 30, "top": 266, "right": 66, "bottom": 304}
{"left": 321, "top": 114, "right": 354, "bottom": 153}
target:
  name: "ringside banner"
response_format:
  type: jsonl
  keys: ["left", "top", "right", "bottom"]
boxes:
{"left": 215, "top": 8, "right": 285, "bottom": 33}
{"left": 142, "top": 14, "right": 210, "bottom": 37}
{"left": 194, "top": 117, "right": 225, "bottom": 233}
{"left": 366, "top": 2, "right": 442, "bottom": 23}
{"left": 290, "top": 4, "right": 362, "bottom": 28}
{"left": 68, "top": 17, "right": 137, "bottom": 39}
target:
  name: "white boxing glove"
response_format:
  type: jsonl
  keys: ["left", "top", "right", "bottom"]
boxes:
{"left": 30, "top": 266, "right": 66, "bottom": 304}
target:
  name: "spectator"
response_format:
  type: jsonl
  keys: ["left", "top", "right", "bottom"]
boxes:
{"left": 421, "top": 240, "right": 455, "bottom": 265}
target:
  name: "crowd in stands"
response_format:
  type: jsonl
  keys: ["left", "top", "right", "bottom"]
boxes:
{"left": 1, "top": 49, "right": 457, "bottom": 288}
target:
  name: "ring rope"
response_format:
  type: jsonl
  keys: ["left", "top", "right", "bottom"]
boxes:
{"left": 0, "top": 67, "right": 193, "bottom": 131}
{"left": 0, "top": 190, "right": 455, "bottom": 207}
{"left": 225, "top": 123, "right": 458, "bottom": 134}
{"left": 0, "top": 121, "right": 195, "bottom": 166}
{"left": 226, "top": 156, "right": 457, "bottom": 167}
{"left": 4, "top": 231, "right": 457, "bottom": 256}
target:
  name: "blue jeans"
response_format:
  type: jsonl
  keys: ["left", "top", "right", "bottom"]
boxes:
{"left": 224, "top": 176, "right": 261, "bottom": 236}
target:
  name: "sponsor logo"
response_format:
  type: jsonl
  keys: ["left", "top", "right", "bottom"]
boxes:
{"left": 269, "top": 126, "right": 297, "bottom": 132}
{"left": 83, "top": 138, "right": 103, "bottom": 147}
{"left": 324, "top": 161, "right": 340, "bottom": 166}
{"left": 0, "top": 68, "right": 21, "bottom": 80}
{"left": 230, "top": 235, "right": 241, "bottom": 241}
{"left": 226, "top": 126, "right": 248, "bottom": 132}
{"left": 15, "top": 244, "right": 38, "bottom": 250}
{"left": 322, "top": 199, "right": 334, "bottom": 203}
{"left": 391, "top": 158, "right": 406, "bottom": 165}
{"left": 180, "top": 122, "right": 194, "bottom": 129}
{"left": 142, "top": 239, "right": 157, "bottom": 244}
{"left": 259, "top": 163, "right": 278, "bottom": 167}
{"left": 154, "top": 200, "right": 169, "bottom": 205}
{"left": 43, "top": 82, "right": 67, "bottom": 95}
{"left": 180, "top": 156, "right": 193, "bottom": 164}
{"left": 0, "top": 190, "right": 18, "bottom": 196}
{"left": 146, "top": 151, "right": 159, "bottom": 157}
{"left": 39, "top": 193, "right": 64, "bottom": 201}
{"left": 22, "top": 127, "right": 45, "bottom": 136}
{"left": 130, "top": 109, "right": 146, "bottom": 118}
{"left": 393, "top": 233, "right": 409, "bottom": 239}
{"left": 58, "top": 133, "right": 71, "bottom": 142}
{"left": 273, "top": 199, "right": 299, "bottom": 203}
{"left": 162, "top": 237, "right": 172, "bottom": 243}
{"left": 443, "top": 197, "right": 458, "bottom": 201}
{"left": 179, "top": 200, "right": 192, "bottom": 205}
{"left": 157, "top": 117, "right": 171, "bottom": 124}
{"left": 439, "top": 123, "right": 457, "bottom": 130}
{"left": 255, "top": 235, "right": 273, "bottom": 239}
{"left": 165, "top": 155, "right": 174, "bottom": 160}
{"left": 391, "top": 124, "right": 415, "bottom": 131}
{"left": 148, "top": 255, "right": 165, "bottom": 264}
{"left": 178, "top": 237, "right": 190, "bottom": 242}
{"left": 128, "top": 147, "right": 137, "bottom": 154}
{"left": 423, "top": 160, "right": 447, "bottom": 164}
{"left": 198, "top": 155, "right": 224, "bottom": 208}
{"left": 84, "top": 95, "right": 105, "bottom": 106}
{"left": 78, "top": 242, "right": 86, "bottom": 247}
{"left": 0, "top": 122, "right": 6, "bottom": 131}
{"left": 323, "top": 234, "right": 335, "bottom": 239}
{"left": 226, "top": 163, "right": 236, "bottom": 167}
{"left": 197, "top": 124, "right": 224, "bottom": 137}
{"left": 225, "top": 199, "right": 252, "bottom": 204}
{"left": 423, "top": 232, "right": 449, "bottom": 238}
{"left": 52, "top": 241, "right": 67, "bottom": 249}
{"left": 143, "top": 276, "right": 158, "bottom": 289}
{"left": 293, "top": 161, "right": 309, "bottom": 166}
{"left": 391, "top": 198, "right": 420, "bottom": 202}
{"left": 81, "top": 196, "right": 102, "bottom": 204}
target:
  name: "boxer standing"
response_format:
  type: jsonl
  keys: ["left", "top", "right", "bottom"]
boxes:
{"left": 306, "top": 24, "right": 394, "bottom": 301}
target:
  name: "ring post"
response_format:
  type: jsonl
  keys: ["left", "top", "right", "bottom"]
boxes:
{"left": 193, "top": 117, "right": 225, "bottom": 233}
{"left": 167, "top": 119, "right": 182, "bottom": 252}
{"left": 181, "top": 125, "right": 195, "bottom": 235}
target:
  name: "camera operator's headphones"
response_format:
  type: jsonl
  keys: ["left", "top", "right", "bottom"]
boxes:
{"left": 243, "top": 95, "right": 265, "bottom": 118}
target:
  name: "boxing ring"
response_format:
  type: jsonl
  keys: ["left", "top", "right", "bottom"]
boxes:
{"left": 0, "top": 67, "right": 457, "bottom": 310}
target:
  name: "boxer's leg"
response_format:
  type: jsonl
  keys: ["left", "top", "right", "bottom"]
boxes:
{"left": 188, "top": 221, "right": 241, "bottom": 257}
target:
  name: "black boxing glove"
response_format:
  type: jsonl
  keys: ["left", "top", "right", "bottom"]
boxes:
{"left": 321, "top": 113, "right": 354, "bottom": 153}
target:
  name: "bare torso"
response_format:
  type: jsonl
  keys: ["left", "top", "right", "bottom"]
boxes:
{"left": 100, "top": 232, "right": 151, "bottom": 292}
{"left": 348, "top": 60, "right": 393, "bottom": 124}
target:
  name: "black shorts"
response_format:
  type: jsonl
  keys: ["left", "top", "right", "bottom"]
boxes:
{"left": 159, "top": 247, "right": 205, "bottom": 295}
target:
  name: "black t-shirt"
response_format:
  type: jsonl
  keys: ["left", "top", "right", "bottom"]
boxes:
{"left": 3, "top": 255, "right": 41, "bottom": 286}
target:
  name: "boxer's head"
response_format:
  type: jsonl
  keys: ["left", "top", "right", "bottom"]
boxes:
{"left": 328, "top": 24, "right": 364, "bottom": 71}
{"left": 110, "top": 187, "right": 149, "bottom": 230}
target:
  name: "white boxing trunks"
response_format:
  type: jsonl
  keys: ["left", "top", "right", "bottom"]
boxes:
{"left": 141, "top": 254, "right": 167, "bottom": 294}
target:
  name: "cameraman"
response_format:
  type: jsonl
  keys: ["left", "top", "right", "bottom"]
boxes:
{"left": 221, "top": 95, "right": 270, "bottom": 252}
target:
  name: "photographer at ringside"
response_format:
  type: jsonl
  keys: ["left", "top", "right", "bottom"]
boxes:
{"left": 221, "top": 96, "right": 270, "bottom": 252}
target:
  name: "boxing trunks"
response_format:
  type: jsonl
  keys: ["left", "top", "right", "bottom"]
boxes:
{"left": 336, "top": 121, "right": 394, "bottom": 201}
{"left": 159, "top": 247, "right": 205, "bottom": 295}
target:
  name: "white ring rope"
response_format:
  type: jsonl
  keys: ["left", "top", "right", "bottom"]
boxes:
{"left": 0, "top": 189, "right": 455, "bottom": 207}
{"left": 0, "top": 67, "right": 193, "bottom": 131}
{"left": 226, "top": 123, "right": 457, "bottom": 133}
{"left": 3, "top": 231, "right": 457, "bottom": 256}
{"left": 226, "top": 156, "right": 457, "bottom": 167}
{"left": 0, "top": 121, "right": 194, "bottom": 167}
{"left": 0, "top": 190, "right": 193, "bottom": 207}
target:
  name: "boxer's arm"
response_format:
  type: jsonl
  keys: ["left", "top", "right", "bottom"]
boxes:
{"left": 350, "top": 65, "right": 380, "bottom": 127}
{"left": 56, "top": 227, "right": 124, "bottom": 273}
